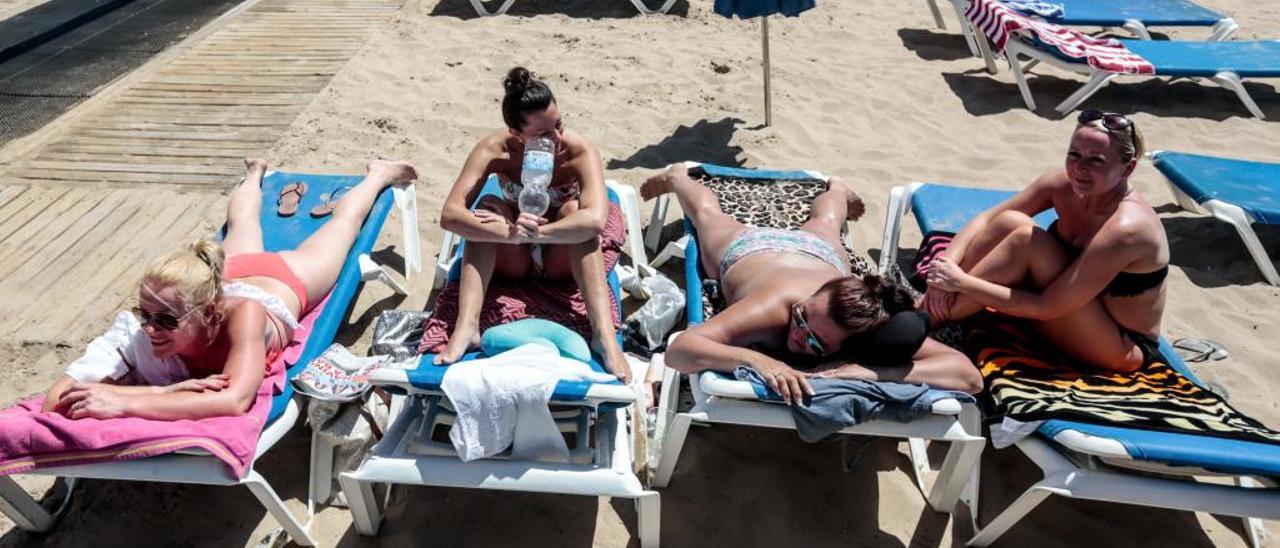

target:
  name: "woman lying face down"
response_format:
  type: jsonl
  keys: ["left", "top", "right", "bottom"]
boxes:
{"left": 640, "top": 164, "right": 984, "bottom": 404}
{"left": 40, "top": 158, "right": 418, "bottom": 420}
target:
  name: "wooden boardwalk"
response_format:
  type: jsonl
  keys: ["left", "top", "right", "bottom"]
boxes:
{"left": 0, "top": 0, "right": 403, "bottom": 350}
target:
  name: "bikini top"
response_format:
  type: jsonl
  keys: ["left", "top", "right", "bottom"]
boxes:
{"left": 1048, "top": 220, "right": 1167, "bottom": 297}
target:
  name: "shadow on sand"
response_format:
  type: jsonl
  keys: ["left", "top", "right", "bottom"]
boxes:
{"left": 607, "top": 117, "right": 748, "bottom": 171}
{"left": 1161, "top": 214, "right": 1280, "bottom": 288}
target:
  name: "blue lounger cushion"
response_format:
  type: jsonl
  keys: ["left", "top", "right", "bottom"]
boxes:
{"left": 1039, "top": 0, "right": 1224, "bottom": 27}
{"left": 250, "top": 171, "right": 394, "bottom": 422}
{"left": 1152, "top": 151, "right": 1280, "bottom": 225}
{"left": 392, "top": 174, "right": 627, "bottom": 403}
{"left": 1122, "top": 39, "right": 1280, "bottom": 78}
{"left": 910, "top": 183, "right": 1280, "bottom": 475}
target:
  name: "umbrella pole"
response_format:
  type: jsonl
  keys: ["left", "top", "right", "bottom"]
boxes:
{"left": 761, "top": 15, "right": 772, "bottom": 127}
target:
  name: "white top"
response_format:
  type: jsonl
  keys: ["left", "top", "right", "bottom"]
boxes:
{"left": 222, "top": 281, "right": 301, "bottom": 330}
{"left": 64, "top": 312, "right": 189, "bottom": 386}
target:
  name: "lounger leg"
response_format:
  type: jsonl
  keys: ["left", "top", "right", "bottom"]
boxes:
{"left": 948, "top": 0, "right": 983, "bottom": 58}
{"left": 467, "top": 0, "right": 515, "bottom": 16}
{"left": 645, "top": 194, "right": 669, "bottom": 254}
{"left": 607, "top": 181, "right": 653, "bottom": 270}
{"left": 242, "top": 470, "right": 316, "bottom": 546}
{"left": 1211, "top": 71, "right": 1266, "bottom": 119}
{"left": 358, "top": 254, "right": 408, "bottom": 295}
{"left": 927, "top": 406, "right": 985, "bottom": 512}
{"left": 309, "top": 429, "right": 336, "bottom": 508}
{"left": 652, "top": 412, "right": 693, "bottom": 488}
{"left": 635, "top": 492, "right": 661, "bottom": 547}
{"left": 1209, "top": 18, "right": 1239, "bottom": 41}
{"left": 649, "top": 235, "right": 688, "bottom": 269}
{"left": 1006, "top": 47, "right": 1038, "bottom": 110}
{"left": 0, "top": 476, "right": 57, "bottom": 532}
{"left": 338, "top": 472, "right": 383, "bottom": 536}
{"left": 1054, "top": 71, "right": 1116, "bottom": 114}
{"left": 1120, "top": 19, "right": 1152, "bottom": 40}
{"left": 926, "top": 0, "right": 946, "bottom": 29}
{"left": 966, "top": 483, "right": 1055, "bottom": 547}
{"left": 877, "top": 183, "right": 920, "bottom": 274}
{"left": 1204, "top": 200, "right": 1280, "bottom": 286}
{"left": 629, "top": 0, "right": 675, "bottom": 14}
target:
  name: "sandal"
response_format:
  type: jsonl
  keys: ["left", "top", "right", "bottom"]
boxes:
{"left": 1172, "top": 337, "right": 1229, "bottom": 363}
{"left": 309, "top": 186, "right": 351, "bottom": 218}
{"left": 277, "top": 181, "right": 308, "bottom": 217}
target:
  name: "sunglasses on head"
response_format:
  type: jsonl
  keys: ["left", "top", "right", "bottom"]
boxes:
{"left": 132, "top": 305, "right": 196, "bottom": 331}
{"left": 1077, "top": 109, "right": 1135, "bottom": 135}
{"left": 791, "top": 303, "right": 828, "bottom": 356}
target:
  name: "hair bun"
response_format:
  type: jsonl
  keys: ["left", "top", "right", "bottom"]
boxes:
{"left": 863, "top": 273, "right": 916, "bottom": 314}
{"left": 503, "top": 67, "right": 533, "bottom": 96}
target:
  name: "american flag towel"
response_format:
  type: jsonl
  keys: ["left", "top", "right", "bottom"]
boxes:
{"left": 964, "top": 0, "right": 1155, "bottom": 74}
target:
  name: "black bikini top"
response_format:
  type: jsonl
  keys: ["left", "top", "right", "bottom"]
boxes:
{"left": 1048, "top": 220, "right": 1167, "bottom": 297}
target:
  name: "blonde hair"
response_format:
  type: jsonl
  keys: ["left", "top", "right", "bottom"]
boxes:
{"left": 1078, "top": 119, "right": 1146, "bottom": 163}
{"left": 142, "top": 239, "right": 225, "bottom": 325}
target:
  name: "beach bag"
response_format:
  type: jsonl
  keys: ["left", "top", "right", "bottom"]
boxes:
{"left": 293, "top": 344, "right": 390, "bottom": 402}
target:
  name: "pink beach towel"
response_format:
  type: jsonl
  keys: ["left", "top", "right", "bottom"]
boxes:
{"left": 965, "top": 0, "right": 1155, "bottom": 74}
{"left": 418, "top": 202, "right": 626, "bottom": 354}
{"left": 0, "top": 295, "right": 328, "bottom": 479}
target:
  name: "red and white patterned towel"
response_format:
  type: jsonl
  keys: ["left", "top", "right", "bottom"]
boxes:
{"left": 964, "top": 0, "right": 1155, "bottom": 74}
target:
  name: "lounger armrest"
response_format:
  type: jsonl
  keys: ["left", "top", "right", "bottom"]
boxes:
{"left": 368, "top": 368, "right": 637, "bottom": 406}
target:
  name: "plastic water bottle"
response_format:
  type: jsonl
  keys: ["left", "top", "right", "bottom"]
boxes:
{"left": 518, "top": 137, "right": 554, "bottom": 217}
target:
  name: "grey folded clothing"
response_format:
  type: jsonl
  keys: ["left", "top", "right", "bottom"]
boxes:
{"left": 733, "top": 366, "right": 973, "bottom": 442}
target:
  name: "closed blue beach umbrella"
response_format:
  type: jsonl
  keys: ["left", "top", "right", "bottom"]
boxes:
{"left": 715, "top": 0, "right": 816, "bottom": 126}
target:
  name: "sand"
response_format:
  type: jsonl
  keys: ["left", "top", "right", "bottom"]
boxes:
{"left": 2, "top": 0, "right": 1279, "bottom": 545}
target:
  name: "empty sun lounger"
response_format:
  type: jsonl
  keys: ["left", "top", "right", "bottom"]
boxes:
{"left": 879, "top": 181, "right": 1280, "bottom": 547}
{"left": 1151, "top": 150, "right": 1280, "bottom": 286}
{"left": 959, "top": 0, "right": 1279, "bottom": 117}
{"left": 647, "top": 163, "right": 986, "bottom": 518}
{"left": 932, "top": 0, "right": 1237, "bottom": 45}
{"left": 338, "top": 176, "right": 660, "bottom": 547}
{"left": 0, "top": 172, "right": 401, "bottom": 546}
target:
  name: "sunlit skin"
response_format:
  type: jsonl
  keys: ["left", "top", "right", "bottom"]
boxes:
{"left": 41, "top": 159, "right": 419, "bottom": 420}
{"left": 923, "top": 125, "right": 1168, "bottom": 373}
{"left": 437, "top": 101, "right": 630, "bottom": 382}
{"left": 642, "top": 164, "right": 984, "bottom": 404}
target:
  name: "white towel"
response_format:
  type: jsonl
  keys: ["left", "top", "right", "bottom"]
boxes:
{"left": 392, "top": 184, "right": 422, "bottom": 282}
{"left": 441, "top": 343, "right": 615, "bottom": 462}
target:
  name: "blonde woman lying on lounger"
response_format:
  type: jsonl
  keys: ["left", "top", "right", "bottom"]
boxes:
{"left": 436, "top": 66, "right": 628, "bottom": 381}
{"left": 40, "top": 159, "right": 419, "bottom": 420}
{"left": 641, "top": 165, "right": 983, "bottom": 405}
{"left": 923, "top": 110, "right": 1168, "bottom": 373}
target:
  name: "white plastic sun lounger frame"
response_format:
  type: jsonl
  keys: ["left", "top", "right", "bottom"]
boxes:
{"left": 435, "top": 180, "right": 649, "bottom": 290}
{"left": 338, "top": 371, "right": 660, "bottom": 546}
{"left": 931, "top": 0, "right": 1238, "bottom": 63}
{"left": 878, "top": 181, "right": 1280, "bottom": 548}
{"left": 1148, "top": 150, "right": 1280, "bottom": 286}
{"left": 466, "top": 0, "right": 675, "bottom": 17}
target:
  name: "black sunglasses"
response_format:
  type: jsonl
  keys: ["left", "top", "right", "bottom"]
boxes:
{"left": 791, "top": 303, "right": 829, "bottom": 356}
{"left": 132, "top": 306, "right": 196, "bottom": 331}
{"left": 1077, "top": 109, "right": 1135, "bottom": 135}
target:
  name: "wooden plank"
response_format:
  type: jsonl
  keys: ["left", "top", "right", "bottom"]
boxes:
{"left": 40, "top": 149, "right": 255, "bottom": 162}
{"left": 0, "top": 191, "right": 131, "bottom": 285}
{"left": 76, "top": 120, "right": 292, "bottom": 131}
{"left": 0, "top": 188, "right": 71, "bottom": 246}
{"left": 25, "top": 160, "right": 244, "bottom": 176}
{"left": 10, "top": 169, "right": 234, "bottom": 186}
{"left": 122, "top": 90, "right": 318, "bottom": 101}
{"left": 0, "top": 186, "right": 30, "bottom": 212}
{"left": 116, "top": 95, "right": 316, "bottom": 106}
{"left": 0, "top": 189, "right": 100, "bottom": 281}
{"left": 70, "top": 128, "right": 278, "bottom": 141}
{"left": 130, "top": 82, "right": 325, "bottom": 93}
{"left": 51, "top": 136, "right": 269, "bottom": 150}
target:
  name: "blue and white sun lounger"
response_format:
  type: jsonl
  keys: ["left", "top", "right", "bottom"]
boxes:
{"left": 997, "top": 27, "right": 1280, "bottom": 117}
{"left": 646, "top": 163, "right": 985, "bottom": 517}
{"left": 466, "top": 0, "right": 674, "bottom": 16}
{"left": 1151, "top": 151, "right": 1280, "bottom": 286}
{"left": 0, "top": 172, "right": 401, "bottom": 546}
{"left": 338, "top": 176, "right": 659, "bottom": 547}
{"left": 880, "top": 182, "right": 1280, "bottom": 547}
{"left": 932, "top": 0, "right": 1237, "bottom": 45}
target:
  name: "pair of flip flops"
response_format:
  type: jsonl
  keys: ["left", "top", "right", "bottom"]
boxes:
{"left": 1172, "top": 337, "right": 1230, "bottom": 363}
{"left": 276, "top": 182, "right": 350, "bottom": 217}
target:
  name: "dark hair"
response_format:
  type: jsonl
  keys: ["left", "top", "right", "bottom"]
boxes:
{"left": 501, "top": 67, "right": 555, "bottom": 131}
{"left": 818, "top": 273, "right": 916, "bottom": 335}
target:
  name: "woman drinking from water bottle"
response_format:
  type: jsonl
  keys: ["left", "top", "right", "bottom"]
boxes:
{"left": 434, "top": 66, "right": 629, "bottom": 381}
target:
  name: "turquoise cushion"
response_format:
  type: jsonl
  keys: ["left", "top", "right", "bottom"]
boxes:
{"left": 480, "top": 318, "right": 592, "bottom": 363}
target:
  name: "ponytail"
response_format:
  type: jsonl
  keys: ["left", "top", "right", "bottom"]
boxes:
{"left": 141, "top": 239, "right": 225, "bottom": 326}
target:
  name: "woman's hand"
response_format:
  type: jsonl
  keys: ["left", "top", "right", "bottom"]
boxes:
{"left": 55, "top": 384, "right": 132, "bottom": 420}
{"left": 751, "top": 359, "right": 814, "bottom": 405}
{"left": 166, "top": 374, "right": 231, "bottom": 394}
{"left": 514, "top": 213, "right": 548, "bottom": 243}
{"left": 811, "top": 363, "right": 864, "bottom": 380}
{"left": 927, "top": 256, "right": 969, "bottom": 293}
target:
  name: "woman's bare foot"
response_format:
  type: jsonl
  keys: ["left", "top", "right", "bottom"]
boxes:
{"left": 593, "top": 333, "right": 631, "bottom": 384}
{"left": 826, "top": 175, "right": 865, "bottom": 221}
{"left": 640, "top": 164, "right": 689, "bottom": 201}
{"left": 433, "top": 323, "right": 481, "bottom": 365}
{"left": 244, "top": 157, "right": 268, "bottom": 176}
{"left": 367, "top": 160, "right": 419, "bottom": 187}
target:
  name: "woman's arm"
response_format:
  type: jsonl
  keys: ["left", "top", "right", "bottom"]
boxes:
{"left": 667, "top": 294, "right": 815, "bottom": 404}
{"left": 812, "top": 338, "right": 983, "bottom": 393}
{"left": 945, "top": 171, "right": 1058, "bottom": 264}
{"left": 936, "top": 218, "right": 1155, "bottom": 320}
{"left": 59, "top": 305, "right": 269, "bottom": 421}
{"left": 525, "top": 136, "right": 608, "bottom": 245}
{"left": 441, "top": 136, "right": 521, "bottom": 244}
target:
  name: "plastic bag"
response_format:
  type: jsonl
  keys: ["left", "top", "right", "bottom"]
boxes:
{"left": 624, "top": 272, "right": 686, "bottom": 352}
